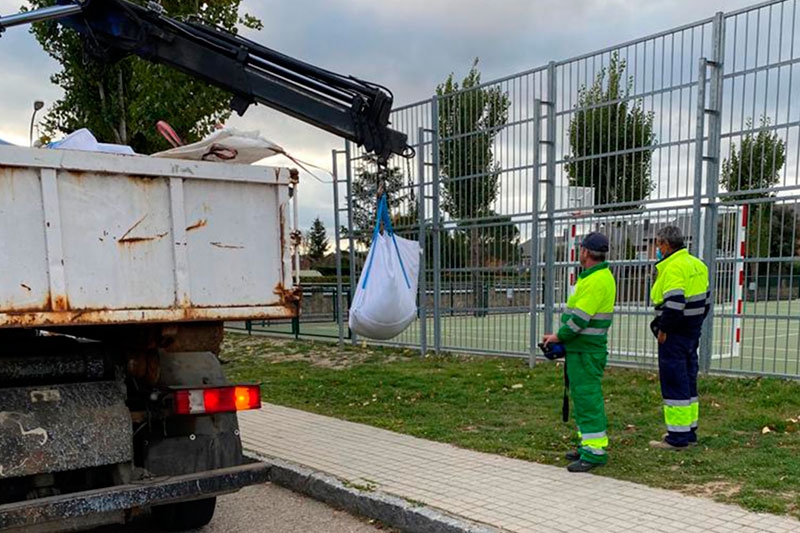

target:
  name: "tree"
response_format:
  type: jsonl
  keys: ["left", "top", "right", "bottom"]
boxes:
{"left": 26, "top": 1, "right": 262, "bottom": 153}
{"left": 349, "top": 154, "right": 411, "bottom": 248}
{"left": 566, "top": 52, "right": 656, "bottom": 212}
{"left": 721, "top": 117, "right": 786, "bottom": 200}
{"left": 437, "top": 58, "right": 511, "bottom": 315}
{"left": 306, "top": 217, "right": 329, "bottom": 265}
{"left": 720, "top": 117, "right": 790, "bottom": 275}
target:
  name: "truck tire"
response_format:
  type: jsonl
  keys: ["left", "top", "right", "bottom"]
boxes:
{"left": 152, "top": 497, "right": 216, "bottom": 531}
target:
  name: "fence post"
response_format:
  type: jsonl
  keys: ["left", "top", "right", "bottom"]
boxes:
{"left": 332, "top": 149, "right": 345, "bottom": 347}
{"left": 700, "top": 12, "right": 726, "bottom": 372}
{"left": 529, "top": 99, "right": 543, "bottom": 368}
{"left": 431, "top": 96, "right": 442, "bottom": 355}
{"left": 543, "top": 62, "right": 557, "bottom": 334}
{"left": 417, "top": 127, "right": 428, "bottom": 356}
{"left": 344, "top": 141, "right": 358, "bottom": 346}
{"left": 691, "top": 58, "right": 708, "bottom": 256}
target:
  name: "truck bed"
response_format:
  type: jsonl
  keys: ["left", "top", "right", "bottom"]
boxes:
{"left": 0, "top": 145, "right": 299, "bottom": 328}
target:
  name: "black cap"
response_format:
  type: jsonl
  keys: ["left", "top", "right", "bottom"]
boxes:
{"left": 581, "top": 232, "right": 609, "bottom": 253}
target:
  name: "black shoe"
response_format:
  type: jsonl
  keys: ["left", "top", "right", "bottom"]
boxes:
{"left": 567, "top": 459, "right": 603, "bottom": 473}
{"left": 565, "top": 449, "right": 580, "bottom": 461}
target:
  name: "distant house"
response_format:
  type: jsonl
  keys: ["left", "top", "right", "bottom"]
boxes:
{"left": 523, "top": 211, "right": 711, "bottom": 264}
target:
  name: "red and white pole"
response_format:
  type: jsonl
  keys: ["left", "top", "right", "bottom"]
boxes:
{"left": 732, "top": 204, "right": 747, "bottom": 358}
{"left": 568, "top": 223, "right": 578, "bottom": 296}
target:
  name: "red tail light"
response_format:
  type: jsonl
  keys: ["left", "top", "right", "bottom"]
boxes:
{"left": 172, "top": 385, "right": 261, "bottom": 415}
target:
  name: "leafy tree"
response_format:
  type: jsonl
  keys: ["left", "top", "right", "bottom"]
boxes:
{"left": 721, "top": 117, "right": 786, "bottom": 200}
{"left": 720, "top": 117, "right": 790, "bottom": 275}
{"left": 437, "top": 58, "right": 511, "bottom": 315}
{"left": 349, "top": 154, "right": 411, "bottom": 248}
{"left": 26, "top": 0, "right": 262, "bottom": 153}
{"left": 566, "top": 52, "right": 656, "bottom": 212}
{"left": 306, "top": 217, "right": 329, "bottom": 265}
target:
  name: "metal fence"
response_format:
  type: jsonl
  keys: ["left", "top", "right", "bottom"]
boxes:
{"left": 266, "top": 0, "right": 800, "bottom": 379}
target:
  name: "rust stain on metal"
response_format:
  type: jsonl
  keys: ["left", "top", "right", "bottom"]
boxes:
{"left": 185, "top": 219, "right": 208, "bottom": 232}
{"left": 118, "top": 232, "right": 168, "bottom": 244}
{"left": 279, "top": 205, "right": 286, "bottom": 274}
{"left": 20, "top": 284, "right": 31, "bottom": 292}
{"left": 274, "top": 282, "right": 302, "bottom": 306}
{"left": 0, "top": 304, "right": 297, "bottom": 328}
{"left": 210, "top": 242, "right": 244, "bottom": 249}
{"left": 118, "top": 214, "right": 147, "bottom": 241}
{"left": 52, "top": 294, "right": 69, "bottom": 312}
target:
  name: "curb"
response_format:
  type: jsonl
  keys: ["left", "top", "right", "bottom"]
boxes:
{"left": 245, "top": 451, "right": 500, "bottom": 533}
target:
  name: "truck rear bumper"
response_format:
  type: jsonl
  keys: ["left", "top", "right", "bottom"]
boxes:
{"left": 0, "top": 462, "right": 270, "bottom": 532}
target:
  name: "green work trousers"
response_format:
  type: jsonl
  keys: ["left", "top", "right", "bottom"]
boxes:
{"left": 566, "top": 350, "right": 609, "bottom": 464}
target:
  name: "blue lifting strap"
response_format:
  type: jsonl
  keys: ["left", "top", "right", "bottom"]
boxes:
{"left": 361, "top": 194, "right": 411, "bottom": 290}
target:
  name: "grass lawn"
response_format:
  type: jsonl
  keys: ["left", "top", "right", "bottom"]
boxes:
{"left": 222, "top": 332, "right": 800, "bottom": 518}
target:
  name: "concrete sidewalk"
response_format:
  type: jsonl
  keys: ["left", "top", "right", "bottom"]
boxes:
{"left": 239, "top": 404, "right": 799, "bottom": 533}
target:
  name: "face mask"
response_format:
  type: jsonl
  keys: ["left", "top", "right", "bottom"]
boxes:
{"left": 656, "top": 248, "right": 664, "bottom": 261}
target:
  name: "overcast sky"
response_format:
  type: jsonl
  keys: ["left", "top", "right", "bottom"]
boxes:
{"left": 0, "top": 0, "right": 764, "bottom": 235}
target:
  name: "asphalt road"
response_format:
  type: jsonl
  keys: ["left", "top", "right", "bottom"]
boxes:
{"left": 93, "top": 483, "right": 392, "bottom": 532}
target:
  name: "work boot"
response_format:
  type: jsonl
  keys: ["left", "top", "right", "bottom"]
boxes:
{"left": 567, "top": 459, "right": 603, "bottom": 473}
{"left": 662, "top": 433, "right": 697, "bottom": 446}
{"left": 565, "top": 449, "right": 580, "bottom": 461}
{"left": 649, "top": 439, "right": 688, "bottom": 450}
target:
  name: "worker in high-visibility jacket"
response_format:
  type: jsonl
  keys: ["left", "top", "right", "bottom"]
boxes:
{"left": 543, "top": 232, "right": 616, "bottom": 473}
{"left": 649, "top": 225, "right": 710, "bottom": 450}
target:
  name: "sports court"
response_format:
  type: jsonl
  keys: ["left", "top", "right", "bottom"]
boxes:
{"left": 232, "top": 299, "right": 800, "bottom": 376}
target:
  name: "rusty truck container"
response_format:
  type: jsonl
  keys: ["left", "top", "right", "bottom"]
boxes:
{"left": 0, "top": 145, "right": 299, "bottom": 328}
{"left": 0, "top": 144, "right": 298, "bottom": 531}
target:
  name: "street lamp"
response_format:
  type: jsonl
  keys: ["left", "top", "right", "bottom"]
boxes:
{"left": 29, "top": 100, "right": 44, "bottom": 147}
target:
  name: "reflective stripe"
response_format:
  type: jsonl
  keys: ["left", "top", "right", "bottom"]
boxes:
{"left": 690, "top": 397, "right": 699, "bottom": 403}
{"left": 664, "top": 399, "right": 693, "bottom": 407}
{"left": 594, "top": 313, "right": 614, "bottom": 320}
{"left": 663, "top": 289, "right": 685, "bottom": 299}
{"left": 667, "top": 424, "right": 693, "bottom": 432}
{"left": 664, "top": 404, "right": 694, "bottom": 428}
{"left": 655, "top": 310, "right": 663, "bottom": 316}
{"left": 582, "top": 327, "right": 609, "bottom": 335}
{"left": 687, "top": 294, "right": 706, "bottom": 302}
{"left": 665, "top": 301, "right": 685, "bottom": 310}
{"left": 684, "top": 308, "right": 705, "bottom": 316}
{"left": 567, "top": 320, "right": 582, "bottom": 333}
{"left": 572, "top": 308, "right": 591, "bottom": 321}
{"left": 691, "top": 422, "right": 698, "bottom": 429}
{"left": 582, "top": 431, "right": 607, "bottom": 440}
{"left": 581, "top": 446, "right": 607, "bottom": 456}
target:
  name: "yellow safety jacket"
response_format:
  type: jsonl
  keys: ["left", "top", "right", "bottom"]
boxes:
{"left": 651, "top": 248, "right": 710, "bottom": 336}
{"left": 557, "top": 262, "right": 616, "bottom": 352}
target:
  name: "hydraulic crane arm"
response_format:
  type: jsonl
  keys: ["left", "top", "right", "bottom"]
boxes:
{"left": 0, "top": 0, "right": 410, "bottom": 163}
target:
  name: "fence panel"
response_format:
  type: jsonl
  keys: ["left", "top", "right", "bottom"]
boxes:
{"left": 231, "top": 0, "right": 800, "bottom": 379}
{"left": 712, "top": 1, "right": 800, "bottom": 377}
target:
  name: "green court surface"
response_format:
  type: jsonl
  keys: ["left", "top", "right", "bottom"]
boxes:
{"left": 231, "top": 300, "right": 800, "bottom": 377}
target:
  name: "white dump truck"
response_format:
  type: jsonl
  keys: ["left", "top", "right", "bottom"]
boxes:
{"left": 0, "top": 1, "right": 409, "bottom": 530}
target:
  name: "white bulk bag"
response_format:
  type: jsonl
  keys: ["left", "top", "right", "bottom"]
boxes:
{"left": 349, "top": 196, "right": 421, "bottom": 340}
